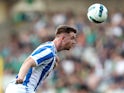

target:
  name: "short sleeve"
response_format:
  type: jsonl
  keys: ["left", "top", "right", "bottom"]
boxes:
{"left": 30, "top": 48, "right": 54, "bottom": 66}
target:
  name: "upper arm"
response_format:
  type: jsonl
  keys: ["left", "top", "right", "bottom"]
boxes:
{"left": 30, "top": 48, "right": 54, "bottom": 66}
{"left": 23, "top": 57, "right": 36, "bottom": 67}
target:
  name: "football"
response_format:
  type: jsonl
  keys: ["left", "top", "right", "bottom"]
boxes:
{"left": 87, "top": 3, "right": 108, "bottom": 23}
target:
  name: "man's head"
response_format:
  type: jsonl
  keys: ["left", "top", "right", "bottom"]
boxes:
{"left": 54, "top": 25, "right": 77, "bottom": 51}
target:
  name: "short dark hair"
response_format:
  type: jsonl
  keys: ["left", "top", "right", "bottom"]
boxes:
{"left": 55, "top": 25, "right": 77, "bottom": 35}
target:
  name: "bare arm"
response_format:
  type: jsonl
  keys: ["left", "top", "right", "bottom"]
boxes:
{"left": 16, "top": 57, "right": 36, "bottom": 84}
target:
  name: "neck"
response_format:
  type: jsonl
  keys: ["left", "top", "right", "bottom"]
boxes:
{"left": 53, "top": 38, "right": 62, "bottom": 52}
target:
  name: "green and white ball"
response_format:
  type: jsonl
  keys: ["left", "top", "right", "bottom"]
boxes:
{"left": 87, "top": 3, "right": 108, "bottom": 23}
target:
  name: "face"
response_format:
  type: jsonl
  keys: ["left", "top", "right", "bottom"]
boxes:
{"left": 61, "top": 32, "right": 77, "bottom": 50}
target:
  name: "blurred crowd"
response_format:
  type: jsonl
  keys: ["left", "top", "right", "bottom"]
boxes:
{"left": 1, "top": 9, "right": 124, "bottom": 93}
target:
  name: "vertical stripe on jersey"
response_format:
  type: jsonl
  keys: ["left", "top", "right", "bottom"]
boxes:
{"left": 32, "top": 47, "right": 46, "bottom": 56}
{"left": 37, "top": 52, "right": 54, "bottom": 64}
{"left": 31, "top": 47, "right": 54, "bottom": 65}
{"left": 34, "top": 58, "right": 54, "bottom": 91}
{"left": 23, "top": 68, "right": 33, "bottom": 86}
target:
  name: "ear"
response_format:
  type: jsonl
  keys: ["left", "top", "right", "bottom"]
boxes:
{"left": 61, "top": 35, "right": 65, "bottom": 40}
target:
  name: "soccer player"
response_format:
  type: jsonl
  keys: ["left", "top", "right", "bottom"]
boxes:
{"left": 5, "top": 25, "right": 77, "bottom": 93}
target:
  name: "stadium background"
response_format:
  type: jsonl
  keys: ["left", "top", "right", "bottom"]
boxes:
{"left": 0, "top": 0, "right": 124, "bottom": 93}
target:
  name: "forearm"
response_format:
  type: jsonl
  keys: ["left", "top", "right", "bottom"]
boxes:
{"left": 18, "top": 61, "right": 32, "bottom": 80}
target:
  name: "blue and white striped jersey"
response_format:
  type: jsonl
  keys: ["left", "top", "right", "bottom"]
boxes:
{"left": 18, "top": 41, "right": 57, "bottom": 91}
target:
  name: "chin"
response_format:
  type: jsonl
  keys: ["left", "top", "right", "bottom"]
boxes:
{"left": 66, "top": 49, "right": 70, "bottom": 50}
{"left": 63, "top": 46, "right": 71, "bottom": 50}
{"left": 65, "top": 48, "right": 71, "bottom": 50}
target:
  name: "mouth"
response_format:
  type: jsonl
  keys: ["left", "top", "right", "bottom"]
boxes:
{"left": 72, "top": 43, "right": 76, "bottom": 47}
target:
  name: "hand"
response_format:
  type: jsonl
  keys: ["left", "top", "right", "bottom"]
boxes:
{"left": 53, "top": 56, "right": 59, "bottom": 69}
{"left": 53, "top": 62, "right": 58, "bottom": 69}
{"left": 15, "top": 78, "right": 23, "bottom": 84}
{"left": 56, "top": 56, "right": 60, "bottom": 63}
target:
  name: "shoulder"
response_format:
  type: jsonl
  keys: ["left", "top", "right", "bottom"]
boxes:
{"left": 43, "top": 42, "right": 55, "bottom": 51}
{"left": 31, "top": 43, "right": 54, "bottom": 56}
{"left": 37, "top": 42, "right": 53, "bottom": 50}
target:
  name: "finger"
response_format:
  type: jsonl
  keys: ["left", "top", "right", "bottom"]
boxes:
{"left": 16, "top": 79, "right": 23, "bottom": 84}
